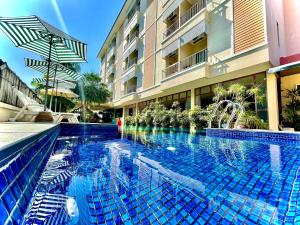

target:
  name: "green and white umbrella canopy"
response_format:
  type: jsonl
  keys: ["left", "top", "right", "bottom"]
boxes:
{"left": 0, "top": 16, "right": 87, "bottom": 63}
{"left": 25, "top": 58, "right": 83, "bottom": 82}
{"left": 32, "top": 78, "right": 77, "bottom": 89}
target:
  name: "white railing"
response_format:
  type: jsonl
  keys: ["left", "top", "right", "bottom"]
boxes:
{"left": 121, "top": 86, "right": 137, "bottom": 96}
{"left": 107, "top": 45, "right": 116, "bottom": 61}
{"left": 163, "top": 62, "right": 179, "bottom": 78}
{"left": 106, "top": 64, "right": 114, "bottom": 75}
{"left": 162, "top": 49, "right": 207, "bottom": 79}
{"left": 124, "top": 30, "right": 139, "bottom": 51}
{"left": 163, "top": 0, "right": 206, "bottom": 40}
{"left": 124, "top": 9, "right": 140, "bottom": 33}
{"left": 123, "top": 58, "right": 137, "bottom": 73}
{"left": 180, "top": 0, "right": 206, "bottom": 26}
{"left": 163, "top": 19, "right": 179, "bottom": 39}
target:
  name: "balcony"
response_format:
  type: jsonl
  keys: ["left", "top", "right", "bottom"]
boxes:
{"left": 163, "top": 0, "right": 206, "bottom": 40}
{"left": 123, "top": 58, "right": 137, "bottom": 74}
{"left": 163, "top": 20, "right": 179, "bottom": 39}
{"left": 123, "top": 32, "right": 139, "bottom": 59}
{"left": 162, "top": 49, "right": 208, "bottom": 79}
{"left": 107, "top": 83, "right": 113, "bottom": 92}
{"left": 107, "top": 45, "right": 116, "bottom": 61}
{"left": 106, "top": 64, "right": 115, "bottom": 76}
{"left": 124, "top": 10, "right": 140, "bottom": 38}
{"left": 180, "top": 0, "right": 206, "bottom": 26}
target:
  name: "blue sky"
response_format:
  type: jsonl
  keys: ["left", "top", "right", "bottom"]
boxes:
{"left": 0, "top": 0, "right": 124, "bottom": 86}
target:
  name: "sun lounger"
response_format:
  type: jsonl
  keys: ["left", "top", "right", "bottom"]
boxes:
{"left": 9, "top": 88, "right": 80, "bottom": 123}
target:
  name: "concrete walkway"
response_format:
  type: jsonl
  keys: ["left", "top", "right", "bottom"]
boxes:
{"left": 0, "top": 122, "right": 58, "bottom": 149}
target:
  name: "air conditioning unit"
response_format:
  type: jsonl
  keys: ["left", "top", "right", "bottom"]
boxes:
{"left": 191, "top": 34, "right": 206, "bottom": 45}
{"left": 167, "top": 11, "right": 177, "bottom": 21}
{"left": 167, "top": 50, "right": 177, "bottom": 57}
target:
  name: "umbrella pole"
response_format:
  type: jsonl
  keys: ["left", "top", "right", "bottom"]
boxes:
{"left": 44, "top": 34, "right": 54, "bottom": 111}
{"left": 59, "top": 95, "right": 62, "bottom": 112}
{"left": 49, "top": 64, "right": 57, "bottom": 110}
{"left": 55, "top": 80, "right": 58, "bottom": 112}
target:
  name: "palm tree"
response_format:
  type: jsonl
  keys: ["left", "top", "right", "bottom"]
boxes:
{"left": 74, "top": 72, "right": 111, "bottom": 121}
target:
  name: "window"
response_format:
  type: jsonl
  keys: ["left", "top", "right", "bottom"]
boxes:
{"left": 158, "top": 90, "right": 191, "bottom": 110}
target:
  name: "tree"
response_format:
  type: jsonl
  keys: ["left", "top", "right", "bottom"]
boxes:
{"left": 75, "top": 72, "right": 111, "bottom": 106}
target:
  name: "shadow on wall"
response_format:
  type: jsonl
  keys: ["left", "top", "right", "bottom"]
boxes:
{"left": 207, "top": 0, "right": 232, "bottom": 55}
{"left": 207, "top": 0, "right": 232, "bottom": 75}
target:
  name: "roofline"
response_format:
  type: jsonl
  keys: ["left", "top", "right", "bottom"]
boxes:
{"left": 268, "top": 60, "right": 300, "bottom": 74}
{"left": 96, "top": 0, "right": 128, "bottom": 60}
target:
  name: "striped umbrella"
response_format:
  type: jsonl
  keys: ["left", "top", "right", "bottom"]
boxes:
{"left": 26, "top": 58, "right": 82, "bottom": 82}
{"left": 26, "top": 58, "right": 82, "bottom": 111}
{"left": 32, "top": 78, "right": 77, "bottom": 89}
{"left": 0, "top": 16, "right": 87, "bottom": 110}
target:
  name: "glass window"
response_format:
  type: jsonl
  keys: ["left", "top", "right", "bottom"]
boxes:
{"left": 180, "top": 92, "right": 186, "bottom": 99}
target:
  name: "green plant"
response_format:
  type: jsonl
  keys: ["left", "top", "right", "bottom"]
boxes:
{"left": 125, "top": 116, "right": 132, "bottom": 126}
{"left": 169, "top": 101, "right": 181, "bottom": 127}
{"left": 151, "top": 102, "right": 167, "bottom": 127}
{"left": 189, "top": 106, "right": 208, "bottom": 129}
{"left": 240, "top": 112, "right": 267, "bottom": 129}
{"left": 178, "top": 110, "right": 190, "bottom": 128}
{"left": 282, "top": 88, "right": 300, "bottom": 128}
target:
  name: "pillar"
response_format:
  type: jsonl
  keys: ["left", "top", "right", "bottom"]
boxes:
{"left": 135, "top": 103, "right": 139, "bottom": 115}
{"left": 267, "top": 73, "right": 279, "bottom": 130}
{"left": 191, "top": 88, "right": 195, "bottom": 109}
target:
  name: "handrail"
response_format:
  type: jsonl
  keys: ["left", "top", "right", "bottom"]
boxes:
{"left": 124, "top": 30, "right": 139, "bottom": 50}
{"left": 162, "top": 49, "right": 207, "bottom": 78}
{"left": 123, "top": 58, "right": 137, "bottom": 73}
{"left": 163, "top": 19, "right": 179, "bottom": 39}
{"left": 163, "top": 0, "right": 206, "bottom": 40}
{"left": 180, "top": 0, "right": 206, "bottom": 26}
{"left": 125, "top": 9, "right": 140, "bottom": 29}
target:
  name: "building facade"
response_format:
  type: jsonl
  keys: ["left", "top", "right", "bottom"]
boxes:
{"left": 98, "top": 0, "right": 300, "bottom": 130}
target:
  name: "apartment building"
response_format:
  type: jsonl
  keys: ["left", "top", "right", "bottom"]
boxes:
{"left": 98, "top": 0, "right": 300, "bottom": 130}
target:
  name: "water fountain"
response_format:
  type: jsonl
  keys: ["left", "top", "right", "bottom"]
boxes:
{"left": 208, "top": 100, "right": 244, "bottom": 129}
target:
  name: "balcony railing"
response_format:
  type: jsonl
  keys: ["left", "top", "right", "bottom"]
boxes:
{"left": 180, "top": 0, "right": 206, "bottom": 26}
{"left": 121, "top": 86, "right": 137, "bottom": 96}
{"left": 124, "top": 9, "right": 140, "bottom": 34}
{"left": 163, "top": 49, "right": 207, "bottom": 78}
{"left": 123, "top": 58, "right": 137, "bottom": 73}
{"left": 106, "top": 64, "right": 115, "bottom": 76}
{"left": 163, "top": 0, "right": 206, "bottom": 40}
{"left": 107, "top": 45, "right": 116, "bottom": 61}
{"left": 124, "top": 30, "right": 139, "bottom": 51}
{"left": 163, "top": 19, "right": 179, "bottom": 39}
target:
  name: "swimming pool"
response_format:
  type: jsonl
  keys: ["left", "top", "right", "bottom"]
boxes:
{"left": 1, "top": 125, "right": 300, "bottom": 224}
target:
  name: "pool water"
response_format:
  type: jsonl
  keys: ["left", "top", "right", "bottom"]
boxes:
{"left": 25, "top": 128, "right": 300, "bottom": 224}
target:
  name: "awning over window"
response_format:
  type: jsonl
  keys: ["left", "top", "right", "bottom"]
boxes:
{"left": 180, "top": 21, "right": 206, "bottom": 45}
{"left": 162, "top": 40, "right": 179, "bottom": 58}
{"left": 162, "top": 0, "right": 181, "bottom": 20}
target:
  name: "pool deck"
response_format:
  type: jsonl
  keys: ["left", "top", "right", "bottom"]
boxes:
{"left": 0, "top": 122, "right": 58, "bottom": 149}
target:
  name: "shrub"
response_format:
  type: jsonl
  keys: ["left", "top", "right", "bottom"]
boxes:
{"left": 125, "top": 116, "right": 133, "bottom": 126}
{"left": 161, "top": 111, "right": 171, "bottom": 127}
{"left": 169, "top": 101, "right": 181, "bottom": 127}
{"left": 134, "top": 113, "right": 141, "bottom": 126}
{"left": 189, "top": 106, "right": 208, "bottom": 129}
{"left": 151, "top": 102, "right": 167, "bottom": 127}
{"left": 178, "top": 110, "right": 190, "bottom": 128}
{"left": 240, "top": 112, "right": 267, "bottom": 129}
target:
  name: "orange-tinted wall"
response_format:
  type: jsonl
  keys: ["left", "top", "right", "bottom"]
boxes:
{"left": 233, "top": 0, "right": 265, "bottom": 53}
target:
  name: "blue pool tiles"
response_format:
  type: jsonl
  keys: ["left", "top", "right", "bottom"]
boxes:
{"left": 19, "top": 126, "right": 300, "bottom": 225}
{"left": 0, "top": 126, "right": 60, "bottom": 225}
{"left": 206, "top": 128, "right": 300, "bottom": 141}
{"left": 2, "top": 124, "right": 300, "bottom": 224}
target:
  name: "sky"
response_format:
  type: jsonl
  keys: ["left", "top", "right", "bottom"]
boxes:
{"left": 0, "top": 0, "right": 124, "bottom": 86}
